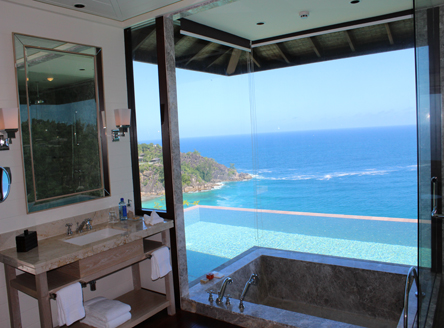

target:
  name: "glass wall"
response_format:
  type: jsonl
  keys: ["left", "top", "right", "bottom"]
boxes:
{"left": 414, "top": 1, "right": 443, "bottom": 326}
{"left": 252, "top": 44, "right": 417, "bottom": 265}
{"left": 131, "top": 23, "right": 167, "bottom": 212}
{"left": 174, "top": 34, "right": 256, "bottom": 282}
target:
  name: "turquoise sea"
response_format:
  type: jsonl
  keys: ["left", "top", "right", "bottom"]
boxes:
{"left": 142, "top": 125, "right": 417, "bottom": 219}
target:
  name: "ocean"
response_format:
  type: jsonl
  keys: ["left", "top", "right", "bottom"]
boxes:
{"left": 141, "top": 125, "right": 418, "bottom": 219}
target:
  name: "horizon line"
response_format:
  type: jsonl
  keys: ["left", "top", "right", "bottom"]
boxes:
{"left": 138, "top": 124, "right": 416, "bottom": 143}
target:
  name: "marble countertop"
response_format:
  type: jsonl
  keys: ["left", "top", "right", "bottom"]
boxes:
{"left": 0, "top": 218, "right": 174, "bottom": 275}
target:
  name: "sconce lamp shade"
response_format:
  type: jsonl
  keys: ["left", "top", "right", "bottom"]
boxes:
{"left": 114, "top": 109, "right": 131, "bottom": 127}
{"left": 0, "top": 108, "right": 19, "bottom": 130}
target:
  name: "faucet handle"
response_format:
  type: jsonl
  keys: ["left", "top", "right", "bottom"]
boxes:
{"left": 65, "top": 223, "right": 73, "bottom": 236}
{"left": 207, "top": 290, "right": 214, "bottom": 303}
{"left": 86, "top": 218, "right": 93, "bottom": 230}
{"left": 225, "top": 294, "right": 231, "bottom": 306}
{"left": 239, "top": 300, "right": 245, "bottom": 311}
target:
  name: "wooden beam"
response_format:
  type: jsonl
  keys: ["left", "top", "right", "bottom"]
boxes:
{"left": 308, "top": 37, "right": 321, "bottom": 58}
{"left": 385, "top": 23, "right": 394, "bottom": 45}
{"left": 344, "top": 31, "right": 355, "bottom": 52}
{"left": 207, "top": 48, "right": 231, "bottom": 68}
{"left": 185, "top": 42, "right": 219, "bottom": 66}
{"left": 227, "top": 48, "right": 242, "bottom": 75}
{"left": 251, "top": 53, "right": 261, "bottom": 68}
{"left": 133, "top": 29, "right": 156, "bottom": 52}
{"left": 272, "top": 44, "right": 290, "bottom": 63}
{"left": 174, "top": 35, "right": 197, "bottom": 57}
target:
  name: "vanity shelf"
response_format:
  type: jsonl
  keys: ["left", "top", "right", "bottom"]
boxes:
{"left": 143, "top": 239, "right": 163, "bottom": 254}
{"left": 69, "top": 289, "right": 170, "bottom": 328}
{"left": 10, "top": 270, "right": 78, "bottom": 298}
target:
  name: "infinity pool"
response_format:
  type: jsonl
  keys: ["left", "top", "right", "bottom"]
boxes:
{"left": 184, "top": 205, "right": 418, "bottom": 282}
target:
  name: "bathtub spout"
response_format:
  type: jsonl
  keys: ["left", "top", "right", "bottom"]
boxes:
{"left": 239, "top": 274, "right": 258, "bottom": 311}
{"left": 216, "top": 277, "right": 233, "bottom": 304}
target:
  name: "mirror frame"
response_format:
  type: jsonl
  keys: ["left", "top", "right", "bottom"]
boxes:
{"left": 13, "top": 33, "right": 111, "bottom": 213}
{"left": 0, "top": 167, "right": 11, "bottom": 203}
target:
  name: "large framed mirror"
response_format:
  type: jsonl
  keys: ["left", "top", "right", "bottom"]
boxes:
{"left": 13, "top": 34, "right": 110, "bottom": 213}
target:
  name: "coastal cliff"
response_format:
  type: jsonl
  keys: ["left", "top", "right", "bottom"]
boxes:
{"left": 138, "top": 143, "right": 251, "bottom": 199}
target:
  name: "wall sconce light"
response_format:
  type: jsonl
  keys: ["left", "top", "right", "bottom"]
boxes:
{"left": 0, "top": 108, "right": 19, "bottom": 151}
{"left": 112, "top": 109, "right": 131, "bottom": 142}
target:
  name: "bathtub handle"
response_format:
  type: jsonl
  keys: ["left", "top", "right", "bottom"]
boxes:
{"left": 403, "top": 267, "right": 424, "bottom": 328}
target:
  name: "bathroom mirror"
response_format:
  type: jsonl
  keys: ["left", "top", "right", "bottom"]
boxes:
{"left": 0, "top": 167, "right": 11, "bottom": 202}
{"left": 14, "top": 34, "right": 110, "bottom": 213}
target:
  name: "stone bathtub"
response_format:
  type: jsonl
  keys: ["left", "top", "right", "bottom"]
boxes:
{"left": 182, "top": 247, "right": 414, "bottom": 328}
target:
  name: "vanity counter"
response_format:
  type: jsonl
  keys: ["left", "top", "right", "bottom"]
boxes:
{"left": 0, "top": 218, "right": 174, "bottom": 274}
{"left": 0, "top": 218, "right": 176, "bottom": 328}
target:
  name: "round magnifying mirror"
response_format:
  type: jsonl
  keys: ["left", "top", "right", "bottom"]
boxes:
{"left": 1, "top": 167, "right": 11, "bottom": 202}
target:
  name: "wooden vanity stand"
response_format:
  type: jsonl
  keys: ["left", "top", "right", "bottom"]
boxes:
{"left": 1, "top": 222, "right": 175, "bottom": 328}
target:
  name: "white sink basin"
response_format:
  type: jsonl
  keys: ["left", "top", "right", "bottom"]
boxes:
{"left": 63, "top": 228, "right": 124, "bottom": 246}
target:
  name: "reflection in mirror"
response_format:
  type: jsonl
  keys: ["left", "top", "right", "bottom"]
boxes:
{"left": 0, "top": 167, "right": 11, "bottom": 202}
{"left": 14, "top": 34, "right": 110, "bottom": 212}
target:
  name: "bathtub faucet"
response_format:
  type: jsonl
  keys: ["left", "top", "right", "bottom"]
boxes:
{"left": 239, "top": 273, "right": 259, "bottom": 311}
{"left": 216, "top": 277, "right": 233, "bottom": 304}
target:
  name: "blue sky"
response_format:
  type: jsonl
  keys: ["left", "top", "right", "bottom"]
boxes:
{"left": 133, "top": 48, "right": 416, "bottom": 141}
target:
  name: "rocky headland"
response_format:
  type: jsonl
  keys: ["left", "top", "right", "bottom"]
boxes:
{"left": 138, "top": 143, "right": 252, "bottom": 200}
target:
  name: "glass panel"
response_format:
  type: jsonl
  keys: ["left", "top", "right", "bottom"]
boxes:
{"left": 414, "top": 2, "right": 442, "bottom": 326}
{"left": 131, "top": 23, "right": 167, "bottom": 212}
{"left": 175, "top": 35, "right": 255, "bottom": 283}
{"left": 251, "top": 45, "right": 417, "bottom": 265}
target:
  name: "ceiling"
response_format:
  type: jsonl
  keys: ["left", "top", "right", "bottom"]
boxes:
{"left": 28, "top": 0, "right": 414, "bottom": 34}
{"left": 133, "top": 12, "right": 414, "bottom": 76}
{"left": 185, "top": 0, "right": 413, "bottom": 42}
{"left": 33, "top": 0, "right": 182, "bottom": 21}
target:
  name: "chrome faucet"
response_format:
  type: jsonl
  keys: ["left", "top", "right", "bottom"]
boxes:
{"left": 76, "top": 219, "right": 93, "bottom": 233}
{"left": 216, "top": 277, "right": 233, "bottom": 304}
{"left": 239, "top": 274, "right": 258, "bottom": 311}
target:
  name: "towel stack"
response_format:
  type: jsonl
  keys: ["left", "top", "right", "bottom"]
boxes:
{"left": 81, "top": 297, "right": 131, "bottom": 328}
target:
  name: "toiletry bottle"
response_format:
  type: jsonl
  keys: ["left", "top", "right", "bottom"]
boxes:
{"left": 119, "top": 198, "right": 128, "bottom": 221}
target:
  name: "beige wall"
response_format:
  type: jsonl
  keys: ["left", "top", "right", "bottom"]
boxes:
{"left": 0, "top": 1, "right": 134, "bottom": 326}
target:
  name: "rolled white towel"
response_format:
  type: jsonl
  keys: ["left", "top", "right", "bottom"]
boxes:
{"left": 56, "top": 282, "right": 85, "bottom": 326}
{"left": 81, "top": 311, "right": 131, "bottom": 328}
{"left": 84, "top": 297, "right": 131, "bottom": 323}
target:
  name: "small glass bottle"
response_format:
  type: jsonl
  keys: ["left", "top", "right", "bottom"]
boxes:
{"left": 119, "top": 198, "right": 128, "bottom": 221}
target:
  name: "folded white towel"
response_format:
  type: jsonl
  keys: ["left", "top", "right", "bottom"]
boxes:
{"left": 84, "top": 296, "right": 107, "bottom": 307}
{"left": 151, "top": 246, "right": 172, "bottom": 280}
{"left": 144, "top": 211, "right": 164, "bottom": 226}
{"left": 81, "top": 311, "right": 131, "bottom": 328}
{"left": 211, "top": 271, "right": 225, "bottom": 279}
{"left": 57, "top": 282, "right": 85, "bottom": 326}
{"left": 84, "top": 297, "right": 131, "bottom": 323}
